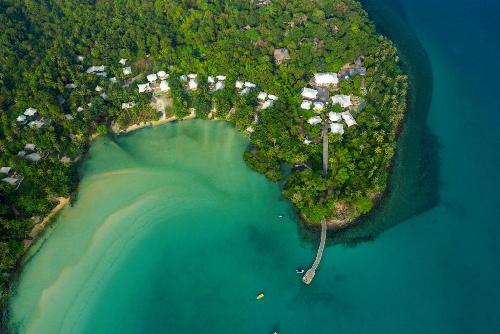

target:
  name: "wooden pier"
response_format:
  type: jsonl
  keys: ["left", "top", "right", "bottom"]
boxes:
{"left": 302, "top": 218, "right": 327, "bottom": 285}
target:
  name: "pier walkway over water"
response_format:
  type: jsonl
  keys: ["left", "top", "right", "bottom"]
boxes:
{"left": 302, "top": 219, "right": 327, "bottom": 285}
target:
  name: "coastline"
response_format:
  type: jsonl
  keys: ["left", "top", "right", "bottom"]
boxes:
{"left": 23, "top": 197, "right": 70, "bottom": 251}
{"left": 113, "top": 109, "right": 196, "bottom": 135}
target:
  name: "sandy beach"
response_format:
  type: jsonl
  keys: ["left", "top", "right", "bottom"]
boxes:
{"left": 23, "top": 197, "right": 70, "bottom": 250}
{"left": 114, "top": 108, "right": 197, "bottom": 135}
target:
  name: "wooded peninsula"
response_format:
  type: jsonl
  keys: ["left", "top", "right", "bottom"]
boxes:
{"left": 0, "top": 0, "right": 407, "bottom": 310}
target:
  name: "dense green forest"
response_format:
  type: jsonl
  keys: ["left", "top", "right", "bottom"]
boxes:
{"left": 0, "top": 0, "right": 407, "bottom": 311}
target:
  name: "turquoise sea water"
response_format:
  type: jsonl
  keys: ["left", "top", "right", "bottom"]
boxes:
{"left": 9, "top": 0, "right": 500, "bottom": 333}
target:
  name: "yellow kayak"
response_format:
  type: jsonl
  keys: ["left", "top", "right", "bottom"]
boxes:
{"left": 256, "top": 293, "right": 264, "bottom": 300}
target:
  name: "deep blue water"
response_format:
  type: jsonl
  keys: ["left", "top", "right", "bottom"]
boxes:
{"left": 348, "top": 0, "right": 500, "bottom": 331}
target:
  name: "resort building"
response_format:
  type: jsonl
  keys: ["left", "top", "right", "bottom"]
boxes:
{"left": 24, "top": 143, "right": 36, "bottom": 151}
{"left": 25, "top": 152, "right": 42, "bottom": 162}
{"left": 86, "top": 65, "right": 105, "bottom": 74}
{"left": 24, "top": 108, "right": 37, "bottom": 117}
{"left": 341, "top": 111, "right": 357, "bottom": 127}
{"left": 123, "top": 67, "right": 132, "bottom": 75}
{"left": 307, "top": 116, "right": 322, "bottom": 125}
{"left": 313, "top": 101, "right": 325, "bottom": 112}
{"left": 65, "top": 114, "right": 74, "bottom": 120}
{"left": 328, "top": 112, "right": 341, "bottom": 122}
{"left": 330, "top": 122, "right": 344, "bottom": 135}
{"left": 65, "top": 83, "right": 77, "bottom": 89}
{"left": 159, "top": 80, "right": 170, "bottom": 92}
{"left": 257, "top": 92, "right": 268, "bottom": 101}
{"left": 28, "top": 120, "right": 45, "bottom": 128}
{"left": 147, "top": 73, "right": 158, "bottom": 82}
{"left": 301, "top": 100, "right": 312, "bottom": 110}
{"left": 121, "top": 102, "right": 136, "bottom": 109}
{"left": 312, "top": 73, "right": 339, "bottom": 87}
{"left": 138, "top": 83, "right": 151, "bottom": 93}
{"left": 2, "top": 176, "right": 20, "bottom": 187}
{"left": 95, "top": 85, "right": 103, "bottom": 92}
{"left": 16, "top": 115, "right": 27, "bottom": 123}
{"left": 119, "top": 58, "right": 127, "bottom": 65}
{"left": 157, "top": 71, "right": 168, "bottom": 79}
{"left": 331, "top": 94, "right": 352, "bottom": 108}
{"left": 301, "top": 87, "right": 319, "bottom": 100}
{"left": 274, "top": 48, "right": 290, "bottom": 65}
{"left": 0, "top": 167, "right": 11, "bottom": 174}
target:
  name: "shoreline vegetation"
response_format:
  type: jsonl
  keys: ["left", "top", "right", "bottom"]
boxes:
{"left": 0, "top": 0, "right": 408, "bottom": 323}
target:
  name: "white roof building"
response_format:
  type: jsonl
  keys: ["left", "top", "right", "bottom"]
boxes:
{"left": 77, "top": 106, "right": 84, "bottom": 112}
{"left": 100, "top": 93, "right": 108, "bottom": 100}
{"left": 121, "top": 102, "right": 136, "bottom": 109}
{"left": 17, "top": 115, "right": 27, "bottom": 123}
{"left": 0, "top": 167, "right": 11, "bottom": 174}
{"left": 244, "top": 82, "right": 256, "bottom": 88}
{"left": 328, "top": 112, "right": 341, "bottom": 122}
{"left": 65, "top": 83, "right": 77, "bottom": 89}
{"left": 147, "top": 73, "right": 158, "bottom": 82}
{"left": 86, "top": 65, "right": 105, "bottom": 74}
{"left": 138, "top": 83, "right": 151, "bottom": 93}
{"left": 261, "top": 100, "right": 274, "bottom": 109}
{"left": 330, "top": 122, "right": 345, "bottom": 134}
{"left": 25, "top": 153, "right": 42, "bottom": 162}
{"left": 24, "top": 108, "right": 37, "bottom": 116}
{"left": 160, "top": 80, "right": 170, "bottom": 92}
{"left": 341, "top": 111, "right": 357, "bottom": 127}
{"left": 313, "top": 72, "right": 339, "bottom": 87}
{"left": 17, "top": 150, "right": 26, "bottom": 157}
{"left": 95, "top": 72, "right": 107, "bottom": 77}
{"left": 208, "top": 76, "right": 215, "bottom": 84}
{"left": 28, "top": 120, "right": 45, "bottom": 128}
{"left": 123, "top": 67, "right": 132, "bottom": 75}
{"left": 235, "top": 81, "right": 244, "bottom": 89}
{"left": 119, "top": 58, "right": 127, "bottom": 65}
{"left": 215, "top": 81, "right": 224, "bottom": 91}
{"left": 331, "top": 95, "right": 352, "bottom": 108}
{"left": 313, "top": 102, "right": 325, "bottom": 111}
{"left": 257, "top": 92, "right": 268, "bottom": 101}
{"left": 180, "top": 75, "right": 188, "bottom": 81}
{"left": 301, "top": 100, "right": 312, "bottom": 110}
{"left": 95, "top": 85, "right": 103, "bottom": 92}
{"left": 77, "top": 55, "right": 84, "bottom": 62}
{"left": 109, "top": 77, "right": 117, "bottom": 83}
{"left": 188, "top": 73, "right": 198, "bottom": 79}
{"left": 2, "top": 177, "right": 19, "bottom": 186}
{"left": 240, "top": 87, "right": 250, "bottom": 95}
{"left": 304, "top": 138, "right": 312, "bottom": 145}
{"left": 307, "top": 116, "right": 322, "bottom": 125}
{"left": 188, "top": 79, "right": 198, "bottom": 90}
{"left": 24, "top": 143, "right": 35, "bottom": 151}
{"left": 65, "top": 114, "right": 74, "bottom": 120}
{"left": 216, "top": 75, "right": 226, "bottom": 81}
{"left": 301, "top": 88, "right": 318, "bottom": 100}
{"left": 157, "top": 71, "right": 167, "bottom": 79}
{"left": 268, "top": 95, "right": 278, "bottom": 101}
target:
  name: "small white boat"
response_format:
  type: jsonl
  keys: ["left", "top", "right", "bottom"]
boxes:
{"left": 296, "top": 269, "right": 305, "bottom": 274}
